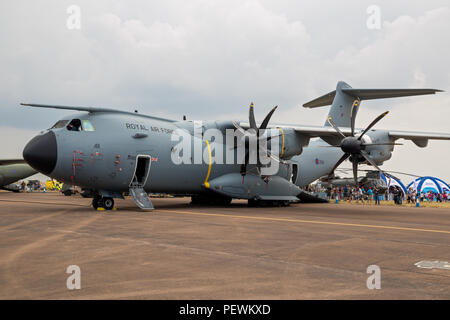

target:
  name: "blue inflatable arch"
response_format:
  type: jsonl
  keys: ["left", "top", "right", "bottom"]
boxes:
{"left": 407, "top": 176, "right": 450, "bottom": 194}
{"left": 381, "top": 173, "right": 407, "bottom": 194}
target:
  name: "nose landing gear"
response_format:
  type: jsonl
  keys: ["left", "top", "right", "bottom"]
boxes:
{"left": 92, "top": 196, "right": 115, "bottom": 211}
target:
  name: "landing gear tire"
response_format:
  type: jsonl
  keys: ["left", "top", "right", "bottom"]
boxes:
{"left": 248, "top": 199, "right": 258, "bottom": 207}
{"left": 247, "top": 199, "right": 290, "bottom": 207}
{"left": 102, "top": 197, "right": 115, "bottom": 210}
{"left": 191, "top": 195, "right": 202, "bottom": 205}
{"left": 191, "top": 195, "right": 232, "bottom": 206}
{"left": 216, "top": 197, "right": 232, "bottom": 206}
{"left": 92, "top": 196, "right": 114, "bottom": 210}
{"left": 92, "top": 197, "right": 100, "bottom": 210}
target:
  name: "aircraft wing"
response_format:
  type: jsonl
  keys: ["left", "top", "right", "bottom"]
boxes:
{"left": 20, "top": 103, "right": 177, "bottom": 123}
{"left": 239, "top": 122, "right": 354, "bottom": 137}
{"left": 240, "top": 122, "right": 450, "bottom": 143}
{"left": 0, "top": 159, "right": 27, "bottom": 166}
{"left": 388, "top": 130, "right": 450, "bottom": 140}
{"left": 387, "top": 130, "right": 450, "bottom": 147}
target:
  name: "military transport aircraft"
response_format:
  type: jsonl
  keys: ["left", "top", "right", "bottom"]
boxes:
{"left": 0, "top": 159, "right": 36, "bottom": 191}
{"left": 21, "top": 81, "right": 450, "bottom": 210}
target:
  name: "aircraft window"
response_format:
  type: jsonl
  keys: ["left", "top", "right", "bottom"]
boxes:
{"left": 82, "top": 120, "right": 95, "bottom": 132}
{"left": 66, "top": 119, "right": 82, "bottom": 131}
{"left": 51, "top": 120, "right": 69, "bottom": 129}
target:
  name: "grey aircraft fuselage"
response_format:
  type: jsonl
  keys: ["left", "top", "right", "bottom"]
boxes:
{"left": 34, "top": 112, "right": 295, "bottom": 197}
{"left": 22, "top": 110, "right": 390, "bottom": 200}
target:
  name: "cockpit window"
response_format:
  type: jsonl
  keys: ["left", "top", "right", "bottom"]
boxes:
{"left": 51, "top": 120, "right": 69, "bottom": 129}
{"left": 65, "top": 119, "right": 95, "bottom": 132}
{"left": 82, "top": 120, "right": 95, "bottom": 132}
{"left": 66, "top": 119, "right": 82, "bottom": 131}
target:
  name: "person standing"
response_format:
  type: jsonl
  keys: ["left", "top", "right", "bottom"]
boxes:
{"left": 367, "top": 187, "right": 373, "bottom": 204}
{"left": 357, "top": 187, "right": 364, "bottom": 204}
{"left": 393, "top": 187, "right": 399, "bottom": 205}
{"left": 326, "top": 186, "right": 332, "bottom": 200}
{"left": 397, "top": 186, "right": 403, "bottom": 205}
{"left": 374, "top": 187, "right": 380, "bottom": 205}
{"left": 412, "top": 190, "right": 416, "bottom": 204}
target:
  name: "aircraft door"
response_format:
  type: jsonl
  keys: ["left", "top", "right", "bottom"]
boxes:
{"left": 129, "top": 155, "right": 154, "bottom": 210}
{"left": 130, "top": 155, "right": 151, "bottom": 188}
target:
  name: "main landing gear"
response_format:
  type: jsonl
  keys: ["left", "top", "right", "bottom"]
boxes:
{"left": 92, "top": 196, "right": 115, "bottom": 210}
{"left": 191, "top": 194, "right": 232, "bottom": 206}
{"left": 248, "top": 199, "right": 290, "bottom": 207}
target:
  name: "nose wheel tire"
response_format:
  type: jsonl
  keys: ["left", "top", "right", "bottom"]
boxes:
{"left": 102, "top": 197, "right": 115, "bottom": 210}
{"left": 92, "top": 196, "right": 114, "bottom": 210}
{"left": 92, "top": 197, "right": 100, "bottom": 210}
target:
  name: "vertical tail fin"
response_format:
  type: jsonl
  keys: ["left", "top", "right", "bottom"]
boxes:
{"left": 303, "top": 81, "right": 442, "bottom": 128}
{"left": 325, "top": 81, "right": 359, "bottom": 128}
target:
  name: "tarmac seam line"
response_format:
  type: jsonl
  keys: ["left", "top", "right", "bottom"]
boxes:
{"left": 158, "top": 209, "right": 450, "bottom": 235}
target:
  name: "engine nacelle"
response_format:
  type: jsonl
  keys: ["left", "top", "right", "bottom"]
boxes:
{"left": 361, "top": 130, "right": 394, "bottom": 165}
{"left": 275, "top": 128, "right": 310, "bottom": 159}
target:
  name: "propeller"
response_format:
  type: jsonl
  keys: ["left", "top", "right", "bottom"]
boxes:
{"left": 326, "top": 109, "right": 398, "bottom": 187}
{"left": 232, "top": 102, "right": 279, "bottom": 177}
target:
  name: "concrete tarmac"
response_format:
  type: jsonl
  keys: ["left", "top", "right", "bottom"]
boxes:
{"left": 0, "top": 192, "right": 449, "bottom": 299}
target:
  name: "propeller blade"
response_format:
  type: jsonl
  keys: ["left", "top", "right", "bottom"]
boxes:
{"left": 352, "top": 157, "right": 359, "bottom": 187}
{"left": 230, "top": 121, "right": 248, "bottom": 150}
{"left": 249, "top": 102, "right": 257, "bottom": 130}
{"left": 259, "top": 106, "right": 278, "bottom": 130}
{"left": 358, "top": 111, "right": 389, "bottom": 140}
{"left": 240, "top": 150, "right": 251, "bottom": 176}
{"left": 232, "top": 120, "right": 246, "bottom": 135}
{"left": 350, "top": 99, "right": 359, "bottom": 136}
{"left": 240, "top": 164, "right": 247, "bottom": 177}
{"left": 318, "top": 145, "right": 340, "bottom": 148}
{"left": 328, "top": 153, "right": 350, "bottom": 179}
{"left": 266, "top": 150, "right": 285, "bottom": 164}
{"left": 360, "top": 150, "right": 386, "bottom": 176}
{"left": 327, "top": 116, "right": 346, "bottom": 139}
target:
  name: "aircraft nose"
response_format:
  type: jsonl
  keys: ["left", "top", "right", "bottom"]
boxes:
{"left": 23, "top": 131, "right": 57, "bottom": 175}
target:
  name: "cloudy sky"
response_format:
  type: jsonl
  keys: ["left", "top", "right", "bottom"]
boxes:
{"left": 1, "top": 0, "right": 449, "bottom": 183}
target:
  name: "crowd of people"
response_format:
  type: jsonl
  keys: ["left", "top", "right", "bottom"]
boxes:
{"left": 406, "top": 187, "right": 448, "bottom": 203}
{"left": 306, "top": 184, "right": 450, "bottom": 206}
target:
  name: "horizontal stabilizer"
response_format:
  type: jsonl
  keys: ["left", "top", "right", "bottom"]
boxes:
{"left": 303, "top": 88, "right": 442, "bottom": 108}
